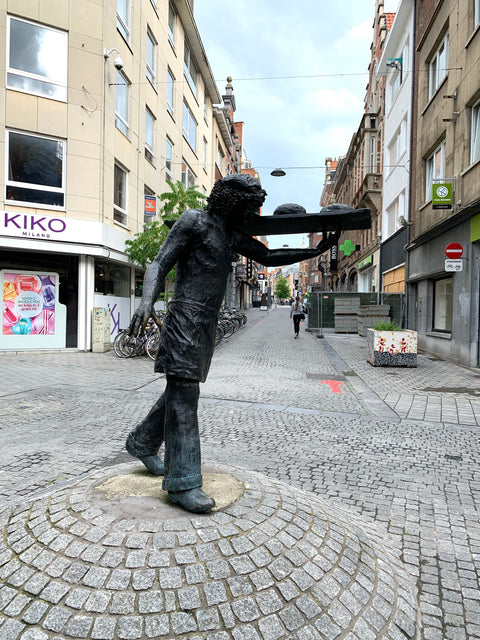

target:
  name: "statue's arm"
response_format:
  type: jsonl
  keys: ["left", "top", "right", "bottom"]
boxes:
{"left": 234, "top": 229, "right": 340, "bottom": 267}
{"left": 129, "top": 212, "right": 195, "bottom": 335}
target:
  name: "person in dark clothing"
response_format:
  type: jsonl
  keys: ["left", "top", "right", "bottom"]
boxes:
{"left": 290, "top": 295, "right": 304, "bottom": 338}
{"left": 126, "top": 174, "right": 339, "bottom": 513}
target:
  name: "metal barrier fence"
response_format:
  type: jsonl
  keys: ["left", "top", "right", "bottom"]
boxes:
{"left": 307, "top": 292, "right": 405, "bottom": 332}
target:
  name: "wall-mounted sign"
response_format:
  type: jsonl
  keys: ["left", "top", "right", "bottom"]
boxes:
{"left": 445, "top": 242, "right": 463, "bottom": 259}
{"left": 329, "top": 244, "right": 338, "bottom": 271}
{"left": 144, "top": 195, "right": 156, "bottom": 216}
{"left": 445, "top": 259, "right": 463, "bottom": 272}
{"left": 358, "top": 255, "right": 373, "bottom": 270}
{"left": 432, "top": 183, "right": 453, "bottom": 209}
{"left": 339, "top": 239, "right": 361, "bottom": 256}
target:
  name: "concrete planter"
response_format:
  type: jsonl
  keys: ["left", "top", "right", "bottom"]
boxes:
{"left": 366, "top": 328, "right": 417, "bottom": 367}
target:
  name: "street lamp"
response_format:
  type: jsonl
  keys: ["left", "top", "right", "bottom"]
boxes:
{"left": 271, "top": 168, "right": 286, "bottom": 177}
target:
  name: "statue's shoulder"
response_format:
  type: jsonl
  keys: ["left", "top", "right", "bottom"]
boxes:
{"left": 173, "top": 208, "right": 207, "bottom": 231}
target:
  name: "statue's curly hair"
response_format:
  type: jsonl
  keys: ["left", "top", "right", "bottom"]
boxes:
{"left": 207, "top": 174, "right": 266, "bottom": 215}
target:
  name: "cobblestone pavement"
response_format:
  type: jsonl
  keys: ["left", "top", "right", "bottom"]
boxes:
{"left": 1, "top": 306, "right": 480, "bottom": 639}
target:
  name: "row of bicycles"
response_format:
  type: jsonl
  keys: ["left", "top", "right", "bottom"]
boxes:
{"left": 113, "top": 308, "right": 248, "bottom": 359}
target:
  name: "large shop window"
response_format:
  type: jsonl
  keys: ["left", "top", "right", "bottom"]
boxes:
{"left": 7, "top": 16, "right": 67, "bottom": 101}
{"left": 95, "top": 259, "right": 130, "bottom": 297}
{"left": 433, "top": 277, "right": 452, "bottom": 332}
{"left": 114, "top": 162, "right": 128, "bottom": 226}
{"left": 6, "top": 130, "right": 65, "bottom": 208}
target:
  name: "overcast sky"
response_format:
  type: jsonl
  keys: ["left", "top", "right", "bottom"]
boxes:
{"left": 194, "top": 0, "right": 399, "bottom": 249}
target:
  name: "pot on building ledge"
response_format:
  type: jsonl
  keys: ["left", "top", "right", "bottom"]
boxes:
{"left": 366, "top": 324, "right": 417, "bottom": 367}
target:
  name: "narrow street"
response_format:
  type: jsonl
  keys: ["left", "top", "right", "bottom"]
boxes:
{"left": 1, "top": 305, "right": 480, "bottom": 639}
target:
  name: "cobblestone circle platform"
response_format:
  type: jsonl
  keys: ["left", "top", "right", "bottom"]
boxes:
{"left": 0, "top": 462, "right": 418, "bottom": 640}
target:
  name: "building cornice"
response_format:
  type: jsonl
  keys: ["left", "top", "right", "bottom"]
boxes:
{"left": 173, "top": 0, "right": 221, "bottom": 103}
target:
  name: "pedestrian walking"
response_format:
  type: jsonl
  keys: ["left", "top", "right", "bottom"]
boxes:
{"left": 290, "top": 295, "right": 304, "bottom": 338}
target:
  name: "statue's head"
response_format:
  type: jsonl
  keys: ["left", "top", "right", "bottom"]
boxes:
{"left": 207, "top": 174, "right": 267, "bottom": 220}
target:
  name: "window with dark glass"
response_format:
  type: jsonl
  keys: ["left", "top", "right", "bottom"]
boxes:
{"left": 114, "top": 162, "right": 128, "bottom": 226}
{"left": 6, "top": 130, "right": 65, "bottom": 208}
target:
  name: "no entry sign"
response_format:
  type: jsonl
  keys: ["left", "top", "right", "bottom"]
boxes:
{"left": 445, "top": 242, "right": 463, "bottom": 259}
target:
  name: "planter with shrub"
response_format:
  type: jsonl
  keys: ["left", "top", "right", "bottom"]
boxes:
{"left": 366, "top": 321, "right": 417, "bottom": 367}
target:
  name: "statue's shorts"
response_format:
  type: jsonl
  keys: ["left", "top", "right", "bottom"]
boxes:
{"left": 154, "top": 299, "right": 218, "bottom": 383}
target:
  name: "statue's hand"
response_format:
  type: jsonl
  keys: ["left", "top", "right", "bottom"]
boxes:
{"left": 315, "top": 228, "right": 341, "bottom": 254}
{"left": 129, "top": 303, "right": 152, "bottom": 337}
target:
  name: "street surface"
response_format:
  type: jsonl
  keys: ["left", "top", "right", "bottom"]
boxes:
{"left": 1, "top": 305, "right": 480, "bottom": 639}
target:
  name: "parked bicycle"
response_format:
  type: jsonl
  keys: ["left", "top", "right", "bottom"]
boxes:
{"left": 113, "top": 315, "right": 163, "bottom": 359}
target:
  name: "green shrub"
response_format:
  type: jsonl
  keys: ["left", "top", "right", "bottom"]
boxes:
{"left": 373, "top": 320, "right": 402, "bottom": 331}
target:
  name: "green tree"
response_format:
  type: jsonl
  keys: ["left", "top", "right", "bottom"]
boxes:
{"left": 159, "top": 179, "right": 206, "bottom": 219}
{"left": 274, "top": 275, "right": 290, "bottom": 301}
{"left": 125, "top": 180, "right": 207, "bottom": 277}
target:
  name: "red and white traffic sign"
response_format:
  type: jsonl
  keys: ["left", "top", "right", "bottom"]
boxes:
{"left": 445, "top": 242, "right": 463, "bottom": 259}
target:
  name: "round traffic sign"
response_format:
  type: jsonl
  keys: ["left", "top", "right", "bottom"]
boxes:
{"left": 445, "top": 242, "right": 463, "bottom": 259}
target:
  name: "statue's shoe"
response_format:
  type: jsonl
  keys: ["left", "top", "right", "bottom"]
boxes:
{"left": 168, "top": 487, "right": 215, "bottom": 513}
{"left": 126, "top": 433, "right": 164, "bottom": 475}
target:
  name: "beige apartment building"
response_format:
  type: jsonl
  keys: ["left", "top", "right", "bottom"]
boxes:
{"left": 0, "top": 0, "right": 241, "bottom": 351}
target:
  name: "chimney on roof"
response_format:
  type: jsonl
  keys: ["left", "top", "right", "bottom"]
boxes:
{"left": 222, "top": 76, "right": 236, "bottom": 113}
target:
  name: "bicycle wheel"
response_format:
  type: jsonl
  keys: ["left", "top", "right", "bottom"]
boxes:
{"left": 119, "top": 333, "right": 137, "bottom": 357}
{"left": 113, "top": 330, "right": 132, "bottom": 357}
{"left": 146, "top": 333, "right": 161, "bottom": 360}
{"left": 220, "top": 320, "right": 234, "bottom": 338}
{"left": 214, "top": 323, "right": 224, "bottom": 346}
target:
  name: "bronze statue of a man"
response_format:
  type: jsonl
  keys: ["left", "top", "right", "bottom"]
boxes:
{"left": 127, "top": 174, "right": 338, "bottom": 513}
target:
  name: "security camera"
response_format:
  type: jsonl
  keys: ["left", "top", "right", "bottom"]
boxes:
{"left": 113, "top": 55, "right": 124, "bottom": 71}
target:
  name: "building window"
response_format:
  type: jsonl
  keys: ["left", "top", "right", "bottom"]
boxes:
{"left": 388, "top": 119, "right": 406, "bottom": 171}
{"left": 475, "top": 0, "right": 480, "bottom": 27}
{"left": 146, "top": 28, "right": 156, "bottom": 87}
{"left": 203, "top": 137, "right": 208, "bottom": 170}
{"left": 167, "top": 68, "right": 174, "bottom": 116}
{"left": 433, "top": 277, "right": 452, "bottom": 332}
{"left": 183, "top": 41, "right": 198, "bottom": 97}
{"left": 114, "top": 162, "right": 128, "bottom": 226}
{"left": 166, "top": 138, "right": 173, "bottom": 180}
{"left": 7, "top": 16, "right": 68, "bottom": 101}
{"left": 217, "top": 146, "right": 225, "bottom": 174}
{"left": 6, "top": 130, "right": 65, "bottom": 208}
{"left": 115, "top": 70, "right": 129, "bottom": 136}
{"left": 428, "top": 33, "right": 448, "bottom": 100}
{"left": 425, "top": 141, "right": 446, "bottom": 202}
{"left": 145, "top": 108, "right": 155, "bottom": 163}
{"left": 182, "top": 101, "right": 197, "bottom": 152}
{"left": 471, "top": 99, "right": 480, "bottom": 164}
{"left": 117, "top": 0, "right": 130, "bottom": 42}
{"left": 369, "top": 136, "right": 376, "bottom": 173}
{"left": 204, "top": 93, "right": 208, "bottom": 121}
{"left": 168, "top": 3, "right": 175, "bottom": 47}
{"left": 181, "top": 160, "right": 196, "bottom": 188}
{"left": 385, "top": 192, "right": 405, "bottom": 237}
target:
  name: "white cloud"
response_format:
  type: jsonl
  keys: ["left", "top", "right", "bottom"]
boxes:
{"left": 310, "top": 88, "right": 364, "bottom": 117}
